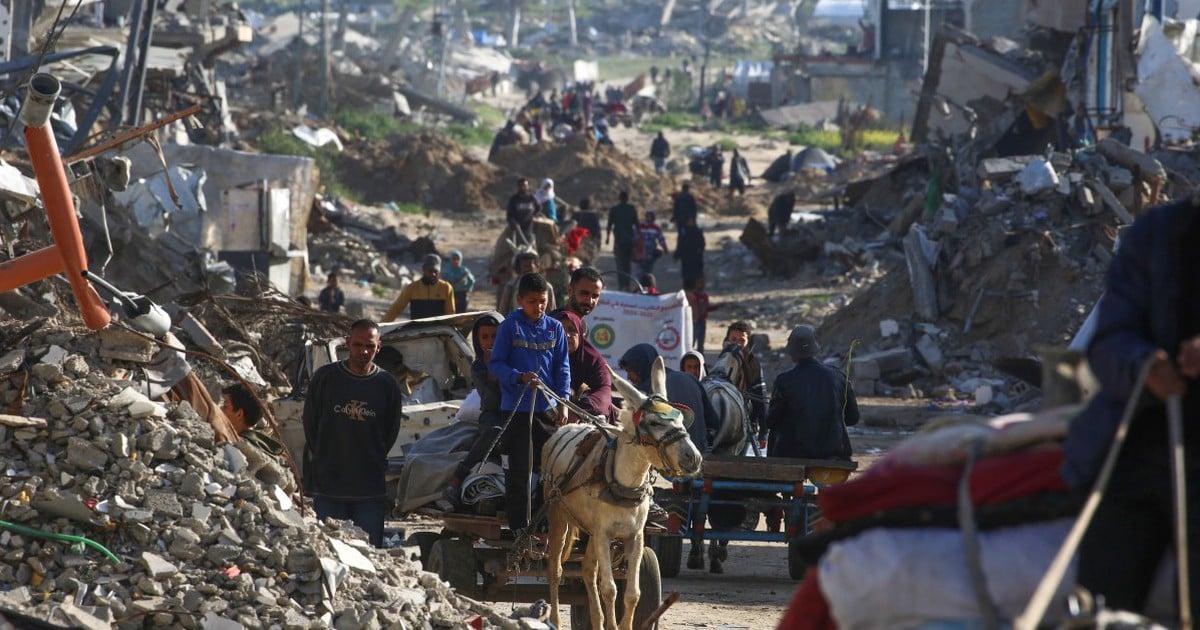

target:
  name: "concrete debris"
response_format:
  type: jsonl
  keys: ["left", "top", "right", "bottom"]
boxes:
{"left": 0, "top": 320, "right": 518, "bottom": 630}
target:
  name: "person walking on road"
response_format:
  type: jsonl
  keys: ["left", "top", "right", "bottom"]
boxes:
{"left": 728, "top": 148, "right": 749, "bottom": 196}
{"left": 302, "top": 319, "right": 403, "bottom": 547}
{"left": 650, "top": 131, "right": 671, "bottom": 174}
{"left": 636, "top": 210, "right": 669, "bottom": 276}
{"left": 606, "top": 190, "right": 640, "bottom": 291}
{"left": 671, "top": 182, "right": 698, "bottom": 237}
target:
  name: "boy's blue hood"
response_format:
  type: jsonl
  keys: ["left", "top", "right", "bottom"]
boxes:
{"left": 620, "top": 343, "right": 660, "bottom": 392}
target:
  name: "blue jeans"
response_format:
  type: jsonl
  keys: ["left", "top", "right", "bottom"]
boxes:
{"left": 312, "top": 497, "right": 388, "bottom": 547}
{"left": 654, "top": 157, "right": 666, "bottom": 173}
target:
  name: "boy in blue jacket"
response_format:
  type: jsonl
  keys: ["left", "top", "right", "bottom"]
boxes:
{"left": 489, "top": 272, "right": 571, "bottom": 533}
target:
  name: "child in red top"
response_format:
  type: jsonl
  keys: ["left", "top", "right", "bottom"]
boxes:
{"left": 684, "top": 275, "right": 720, "bottom": 352}
{"left": 636, "top": 210, "right": 669, "bottom": 275}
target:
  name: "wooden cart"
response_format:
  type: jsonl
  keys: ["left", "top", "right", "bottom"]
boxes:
{"left": 408, "top": 510, "right": 665, "bottom": 630}
{"left": 650, "top": 454, "right": 857, "bottom": 580}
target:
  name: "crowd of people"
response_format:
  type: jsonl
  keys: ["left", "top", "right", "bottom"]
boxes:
{"left": 287, "top": 133, "right": 866, "bottom": 575}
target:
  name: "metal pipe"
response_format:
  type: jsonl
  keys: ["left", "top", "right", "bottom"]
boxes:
{"left": 21, "top": 74, "right": 111, "bottom": 330}
{"left": 20, "top": 72, "right": 61, "bottom": 128}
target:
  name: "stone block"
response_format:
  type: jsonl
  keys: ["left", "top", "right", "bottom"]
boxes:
{"left": 916, "top": 334, "right": 945, "bottom": 372}
{"left": 850, "top": 358, "right": 880, "bottom": 380}
{"left": 140, "top": 552, "right": 179, "bottom": 579}
{"left": 853, "top": 348, "right": 912, "bottom": 376}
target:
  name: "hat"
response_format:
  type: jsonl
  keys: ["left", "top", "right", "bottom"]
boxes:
{"left": 422, "top": 254, "right": 441, "bottom": 271}
{"left": 786, "top": 325, "right": 818, "bottom": 359}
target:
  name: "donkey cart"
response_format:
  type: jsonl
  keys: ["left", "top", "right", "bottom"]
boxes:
{"left": 408, "top": 511, "right": 666, "bottom": 629}
{"left": 651, "top": 454, "right": 857, "bottom": 580}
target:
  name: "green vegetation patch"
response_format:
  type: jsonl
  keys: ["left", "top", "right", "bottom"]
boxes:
{"left": 256, "top": 126, "right": 357, "bottom": 200}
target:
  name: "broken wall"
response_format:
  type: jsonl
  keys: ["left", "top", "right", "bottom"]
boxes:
{"left": 912, "top": 31, "right": 1038, "bottom": 143}
{"left": 789, "top": 60, "right": 917, "bottom": 123}
{"left": 123, "top": 143, "right": 317, "bottom": 294}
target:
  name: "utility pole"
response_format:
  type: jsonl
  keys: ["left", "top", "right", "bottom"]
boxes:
{"left": 293, "top": 0, "right": 306, "bottom": 111}
{"left": 922, "top": 0, "right": 932, "bottom": 77}
{"left": 567, "top": 0, "right": 578, "bottom": 46}
{"left": 699, "top": 12, "right": 712, "bottom": 113}
{"left": 510, "top": 0, "right": 521, "bottom": 48}
{"left": 319, "top": 0, "right": 330, "bottom": 117}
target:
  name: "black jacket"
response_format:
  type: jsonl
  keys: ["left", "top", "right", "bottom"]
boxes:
{"left": 651, "top": 136, "right": 671, "bottom": 159}
{"left": 764, "top": 357, "right": 859, "bottom": 460}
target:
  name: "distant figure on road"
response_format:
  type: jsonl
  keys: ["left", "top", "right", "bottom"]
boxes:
{"left": 650, "top": 131, "right": 671, "bottom": 174}
{"left": 606, "top": 190, "right": 640, "bottom": 291}
{"left": 441, "top": 251, "right": 475, "bottom": 314}
{"left": 729, "top": 148, "right": 749, "bottom": 196}
{"left": 671, "top": 181, "right": 698, "bottom": 236}
{"left": 318, "top": 272, "right": 345, "bottom": 313}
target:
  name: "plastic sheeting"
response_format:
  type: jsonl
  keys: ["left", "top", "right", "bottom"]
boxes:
{"left": 818, "top": 520, "right": 1077, "bottom": 629}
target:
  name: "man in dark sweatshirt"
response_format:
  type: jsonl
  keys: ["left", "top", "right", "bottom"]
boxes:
{"left": 302, "top": 319, "right": 404, "bottom": 547}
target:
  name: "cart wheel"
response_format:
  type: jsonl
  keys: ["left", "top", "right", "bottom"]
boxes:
{"left": 570, "top": 604, "right": 592, "bottom": 630}
{"left": 570, "top": 548, "right": 663, "bottom": 630}
{"left": 649, "top": 535, "right": 682, "bottom": 578}
{"left": 787, "top": 537, "right": 808, "bottom": 580}
{"left": 407, "top": 531, "right": 441, "bottom": 567}
{"left": 634, "top": 547, "right": 664, "bottom": 629}
{"left": 428, "top": 538, "right": 478, "bottom": 593}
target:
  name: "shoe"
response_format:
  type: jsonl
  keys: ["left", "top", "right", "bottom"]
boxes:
{"left": 687, "top": 546, "right": 704, "bottom": 570}
{"left": 647, "top": 501, "right": 669, "bottom": 526}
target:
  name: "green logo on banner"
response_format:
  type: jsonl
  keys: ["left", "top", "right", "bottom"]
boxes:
{"left": 590, "top": 324, "right": 616, "bottom": 349}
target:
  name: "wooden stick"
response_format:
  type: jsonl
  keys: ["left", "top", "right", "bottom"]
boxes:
{"left": 640, "top": 591, "right": 681, "bottom": 630}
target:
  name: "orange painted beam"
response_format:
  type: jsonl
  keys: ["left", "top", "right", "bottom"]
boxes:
{"left": 5, "top": 74, "right": 111, "bottom": 330}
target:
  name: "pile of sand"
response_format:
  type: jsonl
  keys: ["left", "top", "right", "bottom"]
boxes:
{"left": 336, "top": 131, "right": 501, "bottom": 211}
{"left": 488, "top": 135, "right": 675, "bottom": 209}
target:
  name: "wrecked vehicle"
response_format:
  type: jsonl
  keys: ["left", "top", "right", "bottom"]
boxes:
{"left": 274, "top": 311, "right": 502, "bottom": 483}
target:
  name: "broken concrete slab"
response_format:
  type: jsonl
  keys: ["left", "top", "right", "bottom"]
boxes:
{"left": 915, "top": 335, "right": 945, "bottom": 372}
{"left": 141, "top": 552, "right": 180, "bottom": 579}
{"left": 853, "top": 348, "right": 914, "bottom": 376}
{"left": 98, "top": 327, "right": 158, "bottom": 363}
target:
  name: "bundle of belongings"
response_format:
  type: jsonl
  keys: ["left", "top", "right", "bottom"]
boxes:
{"left": 393, "top": 403, "right": 505, "bottom": 514}
{"left": 781, "top": 405, "right": 1179, "bottom": 629}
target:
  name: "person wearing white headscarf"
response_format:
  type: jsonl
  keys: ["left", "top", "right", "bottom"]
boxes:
{"left": 535, "top": 178, "right": 558, "bottom": 222}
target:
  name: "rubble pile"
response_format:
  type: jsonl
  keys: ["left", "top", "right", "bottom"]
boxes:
{"left": 799, "top": 141, "right": 1176, "bottom": 409}
{"left": 335, "top": 132, "right": 501, "bottom": 210}
{"left": 0, "top": 323, "right": 513, "bottom": 629}
{"left": 489, "top": 135, "right": 672, "bottom": 208}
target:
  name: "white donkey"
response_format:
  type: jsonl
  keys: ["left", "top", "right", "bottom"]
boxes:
{"left": 541, "top": 356, "right": 703, "bottom": 630}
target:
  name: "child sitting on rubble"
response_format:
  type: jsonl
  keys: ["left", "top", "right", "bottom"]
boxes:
{"left": 220, "top": 383, "right": 294, "bottom": 491}
{"left": 441, "top": 314, "right": 504, "bottom": 510}
{"left": 488, "top": 273, "right": 571, "bottom": 536}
